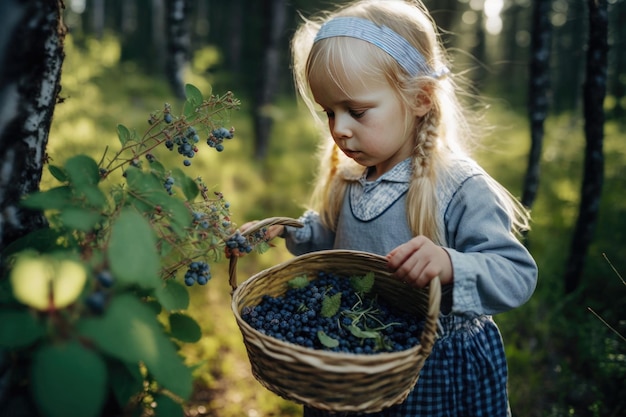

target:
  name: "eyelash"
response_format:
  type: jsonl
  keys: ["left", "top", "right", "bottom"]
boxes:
{"left": 324, "top": 110, "right": 366, "bottom": 119}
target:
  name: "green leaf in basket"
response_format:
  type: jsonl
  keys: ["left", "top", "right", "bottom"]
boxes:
{"left": 287, "top": 275, "right": 309, "bottom": 289}
{"left": 348, "top": 324, "right": 379, "bottom": 340}
{"left": 317, "top": 330, "right": 339, "bottom": 348}
{"left": 321, "top": 292, "right": 342, "bottom": 318}
{"left": 350, "top": 272, "right": 375, "bottom": 294}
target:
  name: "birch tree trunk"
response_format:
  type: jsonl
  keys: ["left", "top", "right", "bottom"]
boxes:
{"left": 165, "top": 0, "right": 190, "bottom": 100}
{"left": 564, "top": 0, "right": 608, "bottom": 294}
{"left": 522, "top": 0, "right": 552, "bottom": 210}
{"left": 0, "top": 0, "right": 66, "bottom": 257}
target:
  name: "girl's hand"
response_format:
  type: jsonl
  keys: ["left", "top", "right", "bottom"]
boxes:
{"left": 239, "top": 221, "right": 285, "bottom": 241}
{"left": 386, "top": 236, "right": 453, "bottom": 287}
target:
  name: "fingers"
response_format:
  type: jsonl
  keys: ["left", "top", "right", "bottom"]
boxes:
{"left": 386, "top": 236, "right": 452, "bottom": 287}
{"left": 238, "top": 221, "right": 284, "bottom": 240}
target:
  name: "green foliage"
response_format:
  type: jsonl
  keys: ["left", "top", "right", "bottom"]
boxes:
{"left": 0, "top": 82, "right": 282, "bottom": 416}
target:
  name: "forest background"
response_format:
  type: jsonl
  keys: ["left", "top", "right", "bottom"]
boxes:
{"left": 4, "top": 0, "right": 626, "bottom": 416}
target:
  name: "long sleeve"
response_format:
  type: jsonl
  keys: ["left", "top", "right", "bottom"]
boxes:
{"left": 283, "top": 210, "right": 335, "bottom": 255}
{"left": 442, "top": 175, "right": 538, "bottom": 316}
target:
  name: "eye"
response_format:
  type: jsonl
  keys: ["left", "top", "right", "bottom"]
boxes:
{"left": 324, "top": 110, "right": 335, "bottom": 119}
{"left": 350, "top": 109, "right": 366, "bottom": 119}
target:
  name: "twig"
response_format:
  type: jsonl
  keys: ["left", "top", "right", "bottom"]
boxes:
{"left": 587, "top": 307, "right": 626, "bottom": 343}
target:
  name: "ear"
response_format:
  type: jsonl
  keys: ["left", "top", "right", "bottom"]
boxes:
{"left": 413, "top": 90, "right": 433, "bottom": 117}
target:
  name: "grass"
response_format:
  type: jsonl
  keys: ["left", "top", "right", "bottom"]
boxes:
{"left": 47, "top": 34, "right": 626, "bottom": 417}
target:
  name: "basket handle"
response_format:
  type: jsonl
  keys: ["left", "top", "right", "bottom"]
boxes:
{"left": 228, "top": 217, "right": 303, "bottom": 292}
{"left": 419, "top": 275, "right": 442, "bottom": 356}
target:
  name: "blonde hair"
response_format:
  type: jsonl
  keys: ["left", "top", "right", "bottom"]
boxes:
{"left": 291, "top": 0, "right": 530, "bottom": 243}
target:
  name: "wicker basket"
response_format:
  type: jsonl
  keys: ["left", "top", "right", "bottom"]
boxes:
{"left": 229, "top": 217, "right": 441, "bottom": 413}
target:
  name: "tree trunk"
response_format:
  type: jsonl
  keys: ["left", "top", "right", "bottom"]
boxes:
{"left": 521, "top": 0, "right": 552, "bottom": 210}
{"left": 253, "top": 0, "right": 287, "bottom": 160}
{"left": 0, "top": 0, "right": 66, "bottom": 257}
{"left": 564, "top": 0, "right": 608, "bottom": 294}
{"left": 165, "top": 0, "right": 190, "bottom": 100}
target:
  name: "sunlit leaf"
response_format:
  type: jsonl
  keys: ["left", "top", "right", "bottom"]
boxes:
{"left": 155, "top": 280, "right": 189, "bottom": 311}
{"left": 108, "top": 209, "right": 160, "bottom": 289}
{"left": 31, "top": 341, "right": 107, "bottom": 417}
{"left": 78, "top": 294, "right": 193, "bottom": 399}
{"left": 0, "top": 310, "right": 45, "bottom": 348}
{"left": 169, "top": 313, "right": 201, "bottom": 343}
{"left": 10, "top": 254, "right": 87, "bottom": 310}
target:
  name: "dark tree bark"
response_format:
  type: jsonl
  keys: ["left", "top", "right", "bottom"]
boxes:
{"left": 564, "top": 0, "right": 608, "bottom": 294}
{"left": 0, "top": 0, "right": 66, "bottom": 257}
{"left": 165, "top": 0, "right": 190, "bottom": 100}
{"left": 253, "top": 0, "right": 287, "bottom": 159}
{"left": 521, "top": 0, "right": 552, "bottom": 210}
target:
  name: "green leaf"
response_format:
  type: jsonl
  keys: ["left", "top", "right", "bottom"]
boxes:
{"left": 317, "top": 330, "right": 339, "bottom": 348}
{"left": 153, "top": 393, "right": 185, "bottom": 417}
{"left": 350, "top": 272, "right": 375, "bottom": 294}
{"left": 321, "top": 292, "right": 342, "bottom": 318}
{"left": 172, "top": 168, "right": 199, "bottom": 202}
{"left": 0, "top": 310, "right": 45, "bottom": 348}
{"left": 65, "top": 155, "right": 107, "bottom": 208}
{"left": 183, "top": 100, "right": 198, "bottom": 121}
{"left": 1, "top": 228, "right": 66, "bottom": 257}
{"left": 59, "top": 207, "right": 102, "bottom": 232}
{"left": 185, "top": 84, "right": 203, "bottom": 105}
{"left": 149, "top": 159, "right": 166, "bottom": 176}
{"left": 155, "top": 280, "right": 189, "bottom": 311}
{"left": 117, "top": 124, "right": 131, "bottom": 145}
{"left": 21, "top": 186, "right": 73, "bottom": 210}
{"left": 169, "top": 313, "right": 201, "bottom": 343}
{"left": 348, "top": 324, "right": 380, "bottom": 339}
{"left": 108, "top": 209, "right": 160, "bottom": 289}
{"left": 109, "top": 361, "right": 144, "bottom": 408}
{"left": 78, "top": 294, "right": 193, "bottom": 399}
{"left": 65, "top": 155, "right": 101, "bottom": 187}
{"left": 49, "top": 165, "right": 68, "bottom": 182}
{"left": 31, "top": 341, "right": 107, "bottom": 417}
{"left": 288, "top": 275, "right": 309, "bottom": 289}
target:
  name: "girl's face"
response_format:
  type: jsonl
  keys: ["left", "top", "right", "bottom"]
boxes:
{"left": 310, "top": 68, "right": 416, "bottom": 180}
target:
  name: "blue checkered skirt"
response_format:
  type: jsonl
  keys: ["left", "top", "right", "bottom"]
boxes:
{"left": 303, "top": 315, "right": 511, "bottom": 417}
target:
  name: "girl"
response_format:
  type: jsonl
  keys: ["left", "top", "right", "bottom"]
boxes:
{"left": 248, "top": 0, "right": 538, "bottom": 415}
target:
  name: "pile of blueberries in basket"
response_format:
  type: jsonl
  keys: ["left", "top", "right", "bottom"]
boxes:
{"left": 241, "top": 271, "right": 424, "bottom": 354}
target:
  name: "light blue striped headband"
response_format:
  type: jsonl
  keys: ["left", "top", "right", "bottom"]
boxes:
{"left": 314, "top": 16, "right": 448, "bottom": 78}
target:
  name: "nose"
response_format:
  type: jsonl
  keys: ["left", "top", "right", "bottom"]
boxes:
{"left": 330, "top": 113, "right": 353, "bottom": 139}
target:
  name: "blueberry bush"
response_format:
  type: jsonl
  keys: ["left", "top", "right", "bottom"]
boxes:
{"left": 0, "top": 84, "right": 269, "bottom": 417}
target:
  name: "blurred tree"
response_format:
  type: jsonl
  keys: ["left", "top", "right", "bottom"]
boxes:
{"left": 253, "top": 0, "right": 287, "bottom": 159}
{"left": 522, "top": 0, "right": 552, "bottom": 211}
{"left": 564, "top": 0, "right": 608, "bottom": 294}
{"left": 0, "top": 0, "right": 65, "bottom": 256}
